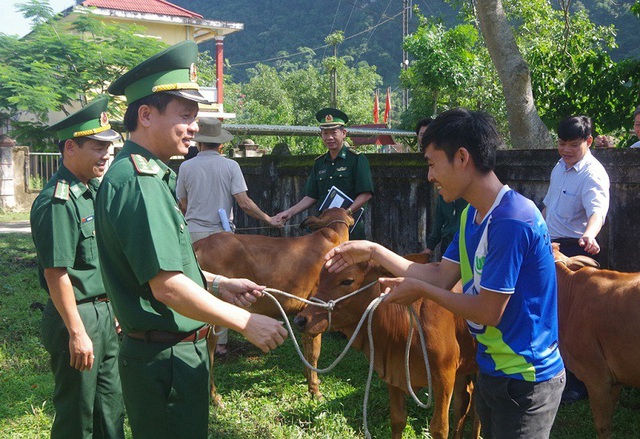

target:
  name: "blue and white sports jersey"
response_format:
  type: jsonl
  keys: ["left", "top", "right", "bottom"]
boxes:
{"left": 443, "top": 186, "right": 564, "bottom": 382}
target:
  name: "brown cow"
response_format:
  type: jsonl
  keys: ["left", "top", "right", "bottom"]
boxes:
{"left": 553, "top": 243, "right": 640, "bottom": 439}
{"left": 193, "top": 207, "right": 353, "bottom": 403}
{"left": 294, "top": 255, "right": 479, "bottom": 439}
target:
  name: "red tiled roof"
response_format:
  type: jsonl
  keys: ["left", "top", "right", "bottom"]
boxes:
{"left": 81, "top": 0, "right": 203, "bottom": 19}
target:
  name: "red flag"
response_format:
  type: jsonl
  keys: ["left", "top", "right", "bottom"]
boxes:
{"left": 384, "top": 87, "right": 391, "bottom": 124}
{"left": 373, "top": 89, "right": 379, "bottom": 124}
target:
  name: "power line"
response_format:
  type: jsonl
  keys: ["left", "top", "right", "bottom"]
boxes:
{"left": 229, "top": 10, "right": 403, "bottom": 69}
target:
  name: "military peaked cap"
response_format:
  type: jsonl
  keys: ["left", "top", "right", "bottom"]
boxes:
{"left": 108, "top": 40, "right": 209, "bottom": 105}
{"left": 47, "top": 95, "right": 120, "bottom": 142}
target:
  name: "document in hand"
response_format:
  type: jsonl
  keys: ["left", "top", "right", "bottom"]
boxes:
{"left": 318, "top": 185, "right": 363, "bottom": 233}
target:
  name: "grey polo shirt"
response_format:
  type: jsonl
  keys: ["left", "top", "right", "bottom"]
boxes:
{"left": 176, "top": 150, "right": 248, "bottom": 234}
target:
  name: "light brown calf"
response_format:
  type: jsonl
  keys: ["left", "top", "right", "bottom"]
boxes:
{"left": 193, "top": 207, "right": 353, "bottom": 404}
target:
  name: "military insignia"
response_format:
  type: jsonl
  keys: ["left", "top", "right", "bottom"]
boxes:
{"left": 189, "top": 63, "right": 198, "bottom": 82}
{"left": 325, "top": 114, "right": 334, "bottom": 122}
{"left": 100, "top": 112, "right": 109, "bottom": 127}
{"left": 131, "top": 154, "right": 161, "bottom": 175}
{"left": 81, "top": 215, "right": 94, "bottom": 224}
{"left": 53, "top": 180, "right": 70, "bottom": 200}
{"left": 337, "top": 167, "right": 347, "bottom": 172}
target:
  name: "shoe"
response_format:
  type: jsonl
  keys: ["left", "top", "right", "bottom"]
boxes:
{"left": 561, "top": 389, "right": 588, "bottom": 404}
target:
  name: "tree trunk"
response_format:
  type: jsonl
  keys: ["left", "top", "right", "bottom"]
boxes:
{"left": 475, "top": 0, "right": 553, "bottom": 149}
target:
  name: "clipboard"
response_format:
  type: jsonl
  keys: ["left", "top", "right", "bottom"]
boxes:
{"left": 318, "top": 185, "right": 364, "bottom": 233}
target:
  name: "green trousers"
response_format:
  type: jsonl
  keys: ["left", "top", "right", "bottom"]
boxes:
{"left": 41, "top": 299, "right": 124, "bottom": 439}
{"left": 119, "top": 335, "right": 210, "bottom": 439}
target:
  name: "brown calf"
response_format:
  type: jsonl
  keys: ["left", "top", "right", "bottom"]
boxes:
{"left": 193, "top": 207, "right": 353, "bottom": 403}
{"left": 294, "top": 255, "right": 478, "bottom": 439}
{"left": 554, "top": 244, "right": 640, "bottom": 439}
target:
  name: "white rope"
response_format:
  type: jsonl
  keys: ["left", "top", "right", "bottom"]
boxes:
{"left": 259, "top": 283, "right": 434, "bottom": 438}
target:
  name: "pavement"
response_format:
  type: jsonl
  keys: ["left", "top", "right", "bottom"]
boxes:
{"left": 0, "top": 221, "right": 31, "bottom": 234}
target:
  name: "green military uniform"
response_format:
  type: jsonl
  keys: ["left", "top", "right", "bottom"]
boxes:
{"left": 425, "top": 196, "right": 469, "bottom": 257}
{"left": 97, "top": 41, "right": 211, "bottom": 439}
{"left": 304, "top": 108, "right": 374, "bottom": 239}
{"left": 30, "top": 96, "right": 124, "bottom": 439}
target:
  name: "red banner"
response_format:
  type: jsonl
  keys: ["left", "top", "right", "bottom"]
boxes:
{"left": 384, "top": 87, "right": 391, "bottom": 124}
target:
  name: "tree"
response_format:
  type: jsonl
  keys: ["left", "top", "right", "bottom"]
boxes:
{"left": 474, "top": 0, "right": 553, "bottom": 149}
{"left": 0, "top": 1, "right": 168, "bottom": 147}
{"left": 230, "top": 53, "right": 382, "bottom": 154}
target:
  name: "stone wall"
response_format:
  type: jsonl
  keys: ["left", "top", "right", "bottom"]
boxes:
{"left": 173, "top": 148, "right": 640, "bottom": 272}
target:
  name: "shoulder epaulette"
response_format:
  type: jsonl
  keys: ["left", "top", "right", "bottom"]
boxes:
{"left": 346, "top": 147, "right": 360, "bottom": 155}
{"left": 53, "top": 180, "right": 70, "bottom": 201}
{"left": 131, "top": 154, "right": 161, "bottom": 175}
{"left": 314, "top": 153, "right": 326, "bottom": 161}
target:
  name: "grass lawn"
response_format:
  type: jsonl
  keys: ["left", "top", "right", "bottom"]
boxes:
{"left": 1, "top": 231, "right": 639, "bottom": 438}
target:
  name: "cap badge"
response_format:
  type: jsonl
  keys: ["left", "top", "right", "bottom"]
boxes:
{"left": 325, "top": 114, "right": 334, "bottom": 122}
{"left": 100, "top": 112, "right": 109, "bottom": 127}
{"left": 189, "top": 63, "right": 198, "bottom": 82}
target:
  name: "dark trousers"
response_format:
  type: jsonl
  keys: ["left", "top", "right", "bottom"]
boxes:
{"left": 475, "top": 370, "right": 565, "bottom": 439}
{"left": 552, "top": 238, "right": 600, "bottom": 262}
{"left": 41, "top": 299, "right": 124, "bottom": 439}
{"left": 119, "top": 335, "right": 210, "bottom": 439}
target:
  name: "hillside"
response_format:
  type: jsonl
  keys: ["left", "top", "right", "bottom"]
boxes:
{"left": 172, "top": 0, "right": 639, "bottom": 86}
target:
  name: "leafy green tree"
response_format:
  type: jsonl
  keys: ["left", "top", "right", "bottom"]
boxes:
{"left": 404, "top": 0, "right": 640, "bottom": 147}
{"left": 0, "top": 1, "right": 167, "bottom": 148}
{"left": 231, "top": 54, "right": 382, "bottom": 154}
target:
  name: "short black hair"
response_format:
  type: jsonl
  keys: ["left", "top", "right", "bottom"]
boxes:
{"left": 557, "top": 116, "right": 592, "bottom": 141}
{"left": 422, "top": 108, "right": 501, "bottom": 174}
{"left": 415, "top": 118, "right": 433, "bottom": 136}
{"left": 57, "top": 136, "right": 89, "bottom": 155}
{"left": 123, "top": 93, "right": 174, "bottom": 132}
{"left": 199, "top": 142, "right": 221, "bottom": 149}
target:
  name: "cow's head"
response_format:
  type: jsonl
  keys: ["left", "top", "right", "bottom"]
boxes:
{"left": 551, "top": 242, "right": 600, "bottom": 271}
{"left": 294, "top": 260, "right": 382, "bottom": 336}
{"left": 299, "top": 207, "right": 354, "bottom": 232}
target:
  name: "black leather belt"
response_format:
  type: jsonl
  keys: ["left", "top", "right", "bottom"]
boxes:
{"left": 126, "top": 325, "right": 211, "bottom": 344}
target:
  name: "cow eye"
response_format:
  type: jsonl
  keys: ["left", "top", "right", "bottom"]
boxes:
{"left": 341, "top": 279, "right": 354, "bottom": 286}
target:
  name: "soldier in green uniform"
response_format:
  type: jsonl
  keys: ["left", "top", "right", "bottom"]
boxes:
{"left": 274, "top": 108, "right": 374, "bottom": 239}
{"left": 95, "top": 41, "right": 288, "bottom": 439}
{"left": 30, "top": 95, "right": 125, "bottom": 439}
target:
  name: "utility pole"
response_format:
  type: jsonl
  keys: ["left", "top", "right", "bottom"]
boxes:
{"left": 325, "top": 31, "right": 344, "bottom": 109}
{"left": 402, "top": 0, "right": 410, "bottom": 111}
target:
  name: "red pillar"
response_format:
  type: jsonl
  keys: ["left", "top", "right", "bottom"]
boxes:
{"left": 215, "top": 36, "right": 224, "bottom": 104}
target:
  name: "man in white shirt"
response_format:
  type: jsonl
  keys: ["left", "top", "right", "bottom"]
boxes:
{"left": 542, "top": 115, "right": 610, "bottom": 404}
{"left": 543, "top": 115, "right": 610, "bottom": 260}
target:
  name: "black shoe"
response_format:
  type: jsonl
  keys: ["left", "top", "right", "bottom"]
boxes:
{"left": 561, "top": 389, "right": 588, "bottom": 404}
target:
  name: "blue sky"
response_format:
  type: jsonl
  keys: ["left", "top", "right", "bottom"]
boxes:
{"left": 1, "top": 0, "right": 75, "bottom": 37}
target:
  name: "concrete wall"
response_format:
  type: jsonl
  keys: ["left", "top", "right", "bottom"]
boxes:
{"left": 0, "top": 147, "right": 37, "bottom": 212}
{"left": 172, "top": 148, "right": 640, "bottom": 272}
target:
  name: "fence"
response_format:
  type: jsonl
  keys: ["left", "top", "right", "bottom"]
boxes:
{"left": 26, "top": 152, "right": 60, "bottom": 191}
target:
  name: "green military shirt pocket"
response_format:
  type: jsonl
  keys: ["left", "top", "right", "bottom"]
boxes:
{"left": 78, "top": 218, "right": 97, "bottom": 262}
{"left": 334, "top": 168, "right": 352, "bottom": 180}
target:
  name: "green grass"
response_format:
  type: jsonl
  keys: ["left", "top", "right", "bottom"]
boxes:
{"left": 0, "top": 210, "right": 29, "bottom": 222}
{"left": 1, "top": 232, "right": 639, "bottom": 438}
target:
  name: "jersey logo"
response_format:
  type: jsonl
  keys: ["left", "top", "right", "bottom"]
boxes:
{"left": 53, "top": 180, "right": 70, "bottom": 200}
{"left": 131, "top": 154, "right": 161, "bottom": 175}
{"left": 475, "top": 255, "right": 485, "bottom": 275}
